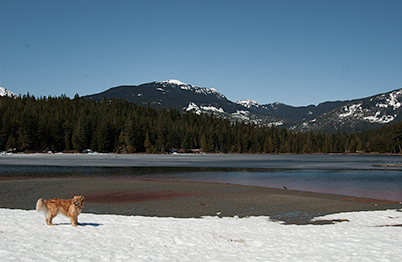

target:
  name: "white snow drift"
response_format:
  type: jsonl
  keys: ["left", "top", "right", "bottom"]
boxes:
{"left": 0, "top": 209, "right": 401, "bottom": 261}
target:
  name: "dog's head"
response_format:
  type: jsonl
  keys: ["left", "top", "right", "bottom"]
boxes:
{"left": 72, "top": 195, "right": 85, "bottom": 209}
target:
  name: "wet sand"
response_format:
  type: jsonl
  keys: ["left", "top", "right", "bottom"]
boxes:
{"left": 0, "top": 177, "right": 399, "bottom": 224}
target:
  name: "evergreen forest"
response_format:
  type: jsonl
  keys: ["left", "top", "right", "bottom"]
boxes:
{"left": 1, "top": 95, "right": 401, "bottom": 154}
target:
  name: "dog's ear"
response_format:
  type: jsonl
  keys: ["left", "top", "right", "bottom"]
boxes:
{"left": 74, "top": 195, "right": 84, "bottom": 201}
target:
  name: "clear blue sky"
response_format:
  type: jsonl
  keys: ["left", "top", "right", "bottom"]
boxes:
{"left": 1, "top": 0, "right": 401, "bottom": 106}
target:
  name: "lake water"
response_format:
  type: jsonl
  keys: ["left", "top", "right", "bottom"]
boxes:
{"left": 1, "top": 158, "right": 401, "bottom": 201}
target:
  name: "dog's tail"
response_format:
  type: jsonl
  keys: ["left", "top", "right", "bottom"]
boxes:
{"left": 36, "top": 198, "right": 46, "bottom": 212}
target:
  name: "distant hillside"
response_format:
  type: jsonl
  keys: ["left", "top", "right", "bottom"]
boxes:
{"left": 291, "top": 89, "right": 402, "bottom": 133}
{"left": 236, "top": 99, "right": 348, "bottom": 122}
{"left": 85, "top": 80, "right": 242, "bottom": 113}
{"left": 84, "top": 80, "right": 402, "bottom": 133}
{"left": 84, "top": 80, "right": 283, "bottom": 127}
{"left": 1, "top": 94, "right": 402, "bottom": 154}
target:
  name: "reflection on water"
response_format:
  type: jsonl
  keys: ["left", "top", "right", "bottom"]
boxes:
{"left": 1, "top": 165, "right": 401, "bottom": 201}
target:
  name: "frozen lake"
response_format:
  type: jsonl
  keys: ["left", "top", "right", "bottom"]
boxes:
{"left": 1, "top": 153, "right": 402, "bottom": 169}
{"left": 1, "top": 153, "right": 401, "bottom": 201}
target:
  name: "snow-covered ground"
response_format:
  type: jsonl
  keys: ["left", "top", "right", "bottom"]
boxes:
{"left": 1, "top": 209, "right": 401, "bottom": 261}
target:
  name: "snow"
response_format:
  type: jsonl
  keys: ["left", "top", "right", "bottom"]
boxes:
{"left": 364, "top": 90, "right": 402, "bottom": 123}
{"left": 267, "top": 121, "right": 284, "bottom": 127}
{"left": 162, "top": 79, "right": 187, "bottom": 86}
{"left": 160, "top": 80, "right": 226, "bottom": 99}
{"left": 184, "top": 102, "right": 224, "bottom": 115}
{"left": 231, "top": 110, "right": 259, "bottom": 125}
{"left": 200, "top": 105, "right": 224, "bottom": 113}
{"left": 1, "top": 208, "right": 401, "bottom": 261}
{"left": 232, "top": 110, "right": 250, "bottom": 121}
{"left": 0, "top": 87, "right": 17, "bottom": 97}
{"left": 338, "top": 103, "right": 363, "bottom": 118}
{"left": 184, "top": 102, "right": 202, "bottom": 115}
{"left": 234, "top": 110, "right": 249, "bottom": 115}
{"left": 364, "top": 111, "right": 395, "bottom": 124}
{"left": 230, "top": 110, "right": 284, "bottom": 126}
{"left": 378, "top": 89, "right": 402, "bottom": 110}
{"left": 236, "top": 99, "right": 260, "bottom": 108}
{"left": 337, "top": 90, "right": 402, "bottom": 124}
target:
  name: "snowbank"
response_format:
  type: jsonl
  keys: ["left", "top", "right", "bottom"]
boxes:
{"left": 1, "top": 209, "right": 401, "bottom": 261}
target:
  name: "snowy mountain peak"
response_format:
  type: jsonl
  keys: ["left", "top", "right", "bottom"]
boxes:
{"left": 159, "top": 80, "right": 226, "bottom": 99}
{"left": 236, "top": 99, "right": 260, "bottom": 108}
{"left": 0, "top": 87, "right": 17, "bottom": 97}
{"left": 161, "top": 79, "right": 187, "bottom": 86}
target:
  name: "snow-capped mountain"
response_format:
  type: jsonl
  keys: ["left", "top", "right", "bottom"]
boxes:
{"left": 291, "top": 89, "right": 402, "bottom": 133}
{"left": 85, "top": 79, "right": 231, "bottom": 109}
{"left": 84, "top": 80, "right": 402, "bottom": 133}
{"left": 84, "top": 80, "right": 282, "bottom": 126}
{"left": 159, "top": 80, "right": 226, "bottom": 99}
{"left": 0, "top": 87, "right": 17, "bottom": 97}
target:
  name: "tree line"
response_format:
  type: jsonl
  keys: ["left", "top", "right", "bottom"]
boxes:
{"left": 0, "top": 94, "right": 401, "bottom": 154}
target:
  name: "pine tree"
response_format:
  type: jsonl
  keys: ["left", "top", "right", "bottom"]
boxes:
{"left": 144, "top": 132, "right": 154, "bottom": 153}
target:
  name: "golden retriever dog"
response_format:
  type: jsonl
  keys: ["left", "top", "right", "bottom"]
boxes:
{"left": 36, "top": 195, "right": 84, "bottom": 226}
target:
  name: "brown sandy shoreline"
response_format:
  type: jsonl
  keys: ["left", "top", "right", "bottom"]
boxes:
{"left": 1, "top": 177, "right": 399, "bottom": 224}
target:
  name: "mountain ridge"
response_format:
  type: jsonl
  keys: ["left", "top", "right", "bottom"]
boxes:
{"left": 3, "top": 81, "right": 401, "bottom": 134}
{"left": 291, "top": 88, "right": 402, "bottom": 133}
{"left": 83, "top": 79, "right": 402, "bottom": 133}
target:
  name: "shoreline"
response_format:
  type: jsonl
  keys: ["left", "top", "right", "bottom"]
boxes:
{"left": 1, "top": 177, "right": 399, "bottom": 225}
{"left": 1, "top": 153, "right": 402, "bottom": 170}
{"left": 1, "top": 154, "right": 401, "bottom": 224}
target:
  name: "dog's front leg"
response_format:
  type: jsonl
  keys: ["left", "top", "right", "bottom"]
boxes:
{"left": 70, "top": 215, "right": 78, "bottom": 227}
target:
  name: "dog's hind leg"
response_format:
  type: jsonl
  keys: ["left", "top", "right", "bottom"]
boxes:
{"left": 46, "top": 212, "right": 56, "bottom": 226}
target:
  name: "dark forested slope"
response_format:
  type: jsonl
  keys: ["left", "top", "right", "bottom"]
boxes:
{"left": 1, "top": 95, "right": 401, "bottom": 154}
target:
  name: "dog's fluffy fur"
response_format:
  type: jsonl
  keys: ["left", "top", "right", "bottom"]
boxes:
{"left": 36, "top": 196, "right": 84, "bottom": 226}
